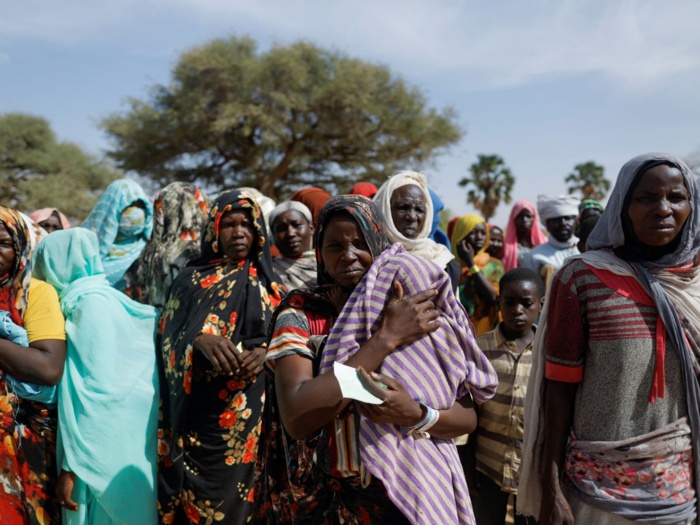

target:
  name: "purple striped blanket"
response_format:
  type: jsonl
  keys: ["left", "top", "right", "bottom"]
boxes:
{"left": 319, "top": 243, "right": 498, "bottom": 525}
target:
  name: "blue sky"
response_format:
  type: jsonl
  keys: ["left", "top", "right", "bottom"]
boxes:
{"left": 2, "top": 0, "right": 700, "bottom": 226}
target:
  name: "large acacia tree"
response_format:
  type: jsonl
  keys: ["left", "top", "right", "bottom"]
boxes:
{"left": 565, "top": 161, "right": 610, "bottom": 201}
{"left": 459, "top": 154, "right": 514, "bottom": 221}
{"left": 101, "top": 37, "right": 462, "bottom": 199}
{"left": 0, "top": 113, "right": 119, "bottom": 220}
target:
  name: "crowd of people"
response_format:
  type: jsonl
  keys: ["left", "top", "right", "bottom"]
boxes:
{"left": 0, "top": 152, "right": 697, "bottom": 525}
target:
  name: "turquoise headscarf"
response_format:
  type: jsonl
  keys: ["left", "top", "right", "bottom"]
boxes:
{"left": 82, "top": 178, "right": 153, "bottom": 290}
{"left": 32, "top": 228, "right": 159, "bottom": 524}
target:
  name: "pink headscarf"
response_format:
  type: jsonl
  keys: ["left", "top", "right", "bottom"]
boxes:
{"left": 29, "top": 208, "right": 71, "bottom": 230}
{"left": 502, "top": 200, "right": 547, "bottom": 271}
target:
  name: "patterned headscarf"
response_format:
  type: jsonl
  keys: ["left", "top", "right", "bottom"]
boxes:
{"left": 578, "top": 199, "right": 604, "bottom": 215}
{"left": 124, "top": 182, "right": 210, "bottom": 309}
{"left": 502, "top": 199, "right": 548, "bottom": 271}
{"left": 82, "top": 179, "right": 153, "bottom": 289}
{"left": 450, "top": 213, "right": 490, "bottom": 265}
{"left": 0, "top": 207, "right": 32, "bottom": 326}
{"left": 315, "top": 195, "right": 389, "bottom": 286}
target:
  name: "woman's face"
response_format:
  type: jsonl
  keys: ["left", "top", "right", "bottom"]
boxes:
{"left": 487, "top": 227, "right": 504, "bottom": 257}
{"left": 39, "top": 212, "right": 63, "bottom": 233}
{"left": 464, "top": 222, "right": 487, "bottom": 252}
{"left": 321, "top": 213, "right": 373, "bottom": 289}
{"left": 514, "top": 209, "right": 534, "bottom": 236}
{"left": 218, "top": 209, "right": 256, "bottom": 262}
{"left": 390, "top": 185, "right": 427, "bottom": 239}
{"left": 0, "top": 224, "right": 16, "bottom": 277}
{"left": 627, "top": 165, "right": 691, "bottom": 247}
{"left": 273, "top": 210, "right": 313, "bottom": 259}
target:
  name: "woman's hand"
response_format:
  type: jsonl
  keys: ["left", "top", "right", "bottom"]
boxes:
{"left": 377, "top": 281, "right": 440, "bottom": 350}
{"left": 356, "top": 368, "right": 424, "bottom": 427}
{"left": 55, "top": 470, "right": 78, "bottom": 512}
{"left": 239, "top": 346, "right": 266, "bottom": 379}
{"left": 456, "top": 239, "right": 475, "bottom": 267}
{"left": 193, "top": 334, "right": 243, "bottom": 376}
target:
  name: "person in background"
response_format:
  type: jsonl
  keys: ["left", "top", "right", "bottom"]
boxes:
{"left": 82, "top": 178, "right": 153, "bottom": 291}
{"left": 0, "top": 206, "right": 66, "bottom": 524}
{"left": 463, "top": 268, "right": 543, "bottom": 525}
{"left": 451, "top": 214, "right": 504, "bottom": 336}
{"left": 575, "top": 198, "right": 604, "bottom": 238}
{"left": 268, "top": 201, "right": 317, "bottom": 291}
{"left": 33, "top": 228, "right": 159, "bottom": 524}
{"left": 501, "top": 200, "right": 548, "bottom": 272}
{"left": 349, "top": 181, "right": 378, "bottom": 199}
{"left": 30, "top": 208, "right": 71, "bottom": 233}
{"left": 576, "top": 214, "right": 601, "bottom": 254}
{"left": 429, "top": 188, "right": 452, "bottom": 250}
{"left": 525, "top": 195, "right": 580, "bottom": 289}
{"left": 374, "top": 171, "right": 459, "bottom": 289}
{"left": 487, "top": 225, "right": 505, "bottom": 260}
{"left": 124, "top": 182, "right": 210, "bottom": 309}
{"left": 519, "top": 153, "right": 700, "bottom": 525}
{"left": 290, "top": 187, "right": 332, "bottom": 228}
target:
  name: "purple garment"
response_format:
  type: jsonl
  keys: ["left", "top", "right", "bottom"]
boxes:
{"left": 319, "top": 243, "right": 498, "bottom": 525}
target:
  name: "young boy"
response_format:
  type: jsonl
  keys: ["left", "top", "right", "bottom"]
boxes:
{"left": 464, "top": 268, "right": 543, "bottom": 525}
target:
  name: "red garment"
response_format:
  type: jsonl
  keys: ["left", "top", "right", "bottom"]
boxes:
{"left": 502, "top": 200, "right": 548, "bottom": 271}
{"left": 290, "top": 188, "right": 332, "bottom": 226}
{"left": 349, "top": 182, "right": 378, "bottom": 199}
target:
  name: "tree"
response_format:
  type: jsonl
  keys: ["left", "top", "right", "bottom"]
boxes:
{"left": 459, "top": 154, "right": 514, "bottom": 221}
{"left": 101, "top": 36, "right": 462, "bottom": 200}
{"left": 565, "top": 161, "right": 610, "bottom": 201}
{"left": 0, "top": 113, "right": 120, "bottom": 220}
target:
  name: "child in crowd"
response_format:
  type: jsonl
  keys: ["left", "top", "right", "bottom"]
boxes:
{"left": 464, "top": 268, "right": 543, "bottom": 525}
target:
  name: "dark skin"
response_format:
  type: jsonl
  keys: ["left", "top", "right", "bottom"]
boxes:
{"left": 38, "top": 212, "right": 63, "bottom": 233}
{"left": 0, "top": 225, "right": 66, "bottom": 386}
{"left": 515, "top": 209, "right": 535, "bottom": 248}
{"left": 456, "top": 222, "right": 498, "bottom": 306}
{"left": 486, "top": 226, "right": 504, "bottom": 259}
{"left": 545, "top": 216, "right": 576, "bottom": 243}
{"left": 273, "top": 209, "right": 314, "bottom": 259}
{"left": 390, "top": 185, "right": 427, "bottom": 239}
{"left": 274, "top": 213, "right": 476, "bottom": 441}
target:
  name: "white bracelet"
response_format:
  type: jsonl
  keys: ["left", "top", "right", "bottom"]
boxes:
{"left": 408, "top": 406, "right": 440, "bottom": 439}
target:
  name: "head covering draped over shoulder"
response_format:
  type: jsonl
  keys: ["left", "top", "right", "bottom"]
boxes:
{"left": 82, "top": 178, "right": 153, "bottom": 289}
{"left": 268, "top": 201, "right": 313, "bottom": 234}
{"left": 315, "top": 195, "right": 388, "bottom": 286}
{"left": 32, "top": 228, "right": 159, "bottom": 523}
{"left": 587, "top": 153, "right": 699, "bottom": 267}
{"left": 428, "top": 188, "right": 451, "bottom": 250}
{"left": 373, "top": 171, "right": 454, "bottom": 268}
{"left": 0, "top": 207, "right": 32, "bottom": 326}
{"left": 124, "top": 182, "right": 210, "bottom": 308}
{"left": 450, "top": 213, "right": 489, "bottom": 265}
{"left": 29, "top": 208, "right": 71, "bottom": 230}
{"left": 349, "top": 182, "right": 378, "bottom": 199}
{"left": 291, "top": 187, "right": 332, "bottom": 226}
{"left": 537, "top": 194, "right": 580, "bottom": 223}
{"left": 237, "top": 187, "right": 276, "bottom": 226}
{"left": 502, "top": 199, "right": 548, "bottom": 271}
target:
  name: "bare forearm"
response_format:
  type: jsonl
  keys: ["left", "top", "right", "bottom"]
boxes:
{"left": 472, "top": 272, "right": 498, "bottom": 305}
{"left": 429, "top": 396, "right": 477, "bottom": 439}
{"left": 542, "top": 380, "right": 577, "bottom": 489}
{"left": 0, "top": 338, "right": 65, "bottom": 385}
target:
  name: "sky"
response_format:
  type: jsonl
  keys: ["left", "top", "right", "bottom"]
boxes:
{"left": 2, "top": 0, "right": 700, "bottom": 226}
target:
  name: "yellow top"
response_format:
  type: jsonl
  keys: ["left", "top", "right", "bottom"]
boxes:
{"left": 25, "top": 278, "right": 66, "bottom": 342}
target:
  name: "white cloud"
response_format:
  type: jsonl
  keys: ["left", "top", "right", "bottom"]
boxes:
{"left": 3, "top": 0, "right": 700, "bottom": 92}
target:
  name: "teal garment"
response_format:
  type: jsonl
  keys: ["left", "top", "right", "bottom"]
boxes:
{"left": 33, "top": 228, "right": 159, "bottom": 525}
{"left": 82, "top": 179, "right": 153, "bottom": 290}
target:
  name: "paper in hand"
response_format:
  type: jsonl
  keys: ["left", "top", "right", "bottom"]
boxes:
{"left": 333, "top": 362, "right": 384, "bottom": 405}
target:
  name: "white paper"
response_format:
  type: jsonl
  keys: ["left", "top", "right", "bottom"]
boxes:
{"left": 333, "top": 362, "right": 384, "bottom": 405}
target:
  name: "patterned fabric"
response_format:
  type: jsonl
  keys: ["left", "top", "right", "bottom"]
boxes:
{"left": 157, "top": 189, "right": 283, "bottom": 525}
{"left": 458, "top": 254, "right": 504, "bottom": 336}
{"left": 319, "top": 243, "right": 498, "bottom": 525}
{"left": 0, "top": 207, "right": 61, "bottom": 524}
{"left": 124, "top": 182, "right": 210, "bottom": 309}
{"left": 474, "top": 325, "right": 534, "bottom": 494}
{"left": 272, "top": 252, "right": 317, "bottom": 291}
{"left": 502, "top": 200, "right": 548, "bottom": 271}
{"left": 578, "top": 198, "right": 604, "bottom": 215}
{"left": 82, "top": 178, "right": 153, "bottom": 290}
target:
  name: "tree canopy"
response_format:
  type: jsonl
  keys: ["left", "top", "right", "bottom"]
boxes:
{"left": 101, "top": 36, "right": 462, "bottom": 200}
{"left": 0, "top": 113, "right": 119, "bottom": 220}
{"left": 565, "top": 161, "right": 610, "bottom": 201}
{"left": 459, "top": 154, "right": 514, "bottom": 221}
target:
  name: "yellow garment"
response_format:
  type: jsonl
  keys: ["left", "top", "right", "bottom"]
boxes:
{"left": 25, "top": 278, "right": 66, "bottom": 343}
{"left": 450, "top": 214, "right": 491, "bottom": 265}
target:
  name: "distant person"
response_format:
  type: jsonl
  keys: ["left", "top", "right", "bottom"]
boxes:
{"left": 464, "top": 268, "right": 543, "bottom": 525}
{"left": 268, "top": 201, "right": 317, "bottom": 290}
{"left": 501, "top": 200, "right": 548, "bottom": 271}
{"left": 486, "top": 225, "right": 505, "bottom": 260}
{"left": 525, "top": 195, "right": 580, "bottom": 288}
{"left": 30, "top": 208, "right": 71, "bottom": 233}
{"left": 576, "top": 214, "right": 601, "bottom": 254}
{"left": 428, "top": 188, "right": 452, "bottom": 249}
{"left": 349, "top": 181, "right": 378, "bottom": 199}
{"left": 290, "top": 187, "right": 332, "bottom": 228}
{"left": 575, "top": 198, "right": 604, "bottom": 238}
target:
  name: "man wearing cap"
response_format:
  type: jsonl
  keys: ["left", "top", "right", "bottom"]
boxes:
{"left": 524, "top": 195, "right": 581, "bottom": 290}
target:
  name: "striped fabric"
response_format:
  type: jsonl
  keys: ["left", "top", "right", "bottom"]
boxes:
{"left": 474, "top": 325, "right": 533, "bottom": 494}
{"left": 319, "top": 243, "right": 498, "bottom": 525}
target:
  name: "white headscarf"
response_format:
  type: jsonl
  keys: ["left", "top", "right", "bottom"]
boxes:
{"left": 536, "top": 194, "right": 580, "bottom": 223}
{"left": 374, "top": 171, "right": 454, "bottom": 268}
{"left": 268, "top": 201, "right": 313, "bottom": 233}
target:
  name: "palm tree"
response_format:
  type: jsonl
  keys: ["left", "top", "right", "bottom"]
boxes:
{"left": 459, "top": 154, "right": 515, "bottom": 221}
{"left": 565, "top": 161, "right": 610, "bottom": 201}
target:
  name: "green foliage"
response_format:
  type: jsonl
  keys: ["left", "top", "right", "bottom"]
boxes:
{"left": 565, "top": 161, "right": 610, "bottom": 201}
{"left": 102, "top": 36, "right": 463, "bottom": 200}
{"left": 458, "top": 154, "right": 515, "bottom": 221}
{"left": 0, "top": 113, "right": 120, "bottom": 221}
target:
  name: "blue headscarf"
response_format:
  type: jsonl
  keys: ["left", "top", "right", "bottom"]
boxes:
{"left": 82, "top": 179, "right": 153, "bottom": 290}
{"left": 428, "top": 188, "right": 451, "bottom": 250}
